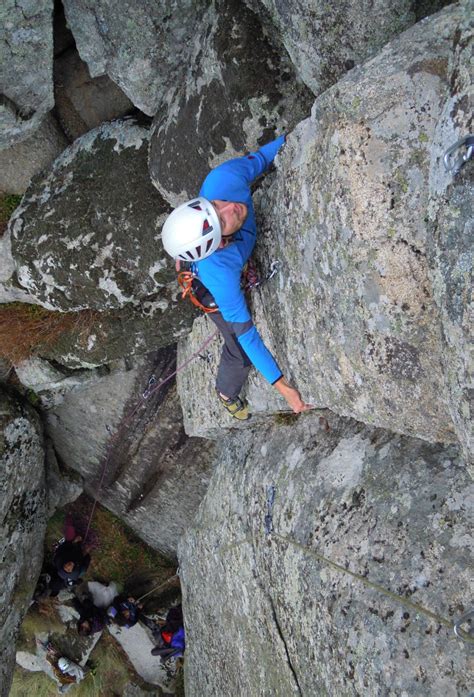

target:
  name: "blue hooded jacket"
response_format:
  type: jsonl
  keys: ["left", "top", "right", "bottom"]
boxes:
{"left": 196, "top": 135, "right": 285, "bottom": 384}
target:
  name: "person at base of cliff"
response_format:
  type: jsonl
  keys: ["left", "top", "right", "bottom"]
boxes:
{"left": 49, "top": 517, "right": 91, "bottom": 597}
{"left": 146, "top": 604, "right": 185, "bottom": 662}
{"left": 107, "top": 595, "right": 143, "bottom": 628}
{"left": 73, "top": 595, "right": 108, "bottom": 636}
{"left": 161, "top": 135, "right": 313, "bottom": 421}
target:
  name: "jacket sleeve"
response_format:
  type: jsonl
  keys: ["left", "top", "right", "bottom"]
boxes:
{"left": 200, "top": 135, "right": 285, "bottom": 198}
{"left": 203, "top": 261, "right": 283, "bottom": 384}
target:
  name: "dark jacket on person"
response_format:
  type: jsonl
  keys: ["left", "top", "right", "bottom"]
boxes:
{"left": 53, "top": 541, "right": 91, "bottom": 582}
{"left": 73, "top": 597, "right": 108, "bottom": 635}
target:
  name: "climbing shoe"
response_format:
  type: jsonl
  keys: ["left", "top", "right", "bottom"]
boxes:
{"left": 218, "top": 394, "right": 251, "bottom": 421}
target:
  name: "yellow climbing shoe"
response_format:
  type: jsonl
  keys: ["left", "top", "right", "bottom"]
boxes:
{"left": 218, "top": 394, "right": 251, "bottom": 420}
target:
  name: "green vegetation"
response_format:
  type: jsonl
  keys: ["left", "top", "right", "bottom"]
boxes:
{"left": 10, "top": 668, "right": 57, "bottom": 697}
{"left": 11, "top": 496, "right": 180, "bottom": 696}
{"left": 45, "top": 496, "right": 175, "bottom": 587}
{"left": 10, "top": 635, "right": 136, "bottom": 697}
{"left": 0, "top": 193, "right": 22, "bottom": 235}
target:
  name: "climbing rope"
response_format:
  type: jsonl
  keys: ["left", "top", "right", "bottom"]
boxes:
{"left": 82, "top": 329, "right": 218, "bottom": 542}
{"left": 270, "top": 532, "right": 474, "bottom": 645}
{"left": 135, "top": 574, "right": 180, "bottom": 603}
{"left": 215, "top": 482, "right": 473, "bottom": 646}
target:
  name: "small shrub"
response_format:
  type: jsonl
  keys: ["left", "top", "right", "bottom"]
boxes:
{"left": 0, "top": 302, "right": 99, "bottom": 364}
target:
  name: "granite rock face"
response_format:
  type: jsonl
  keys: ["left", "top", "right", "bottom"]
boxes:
{"left": 426, "top": 4, "right": 473, "bottom": 461}
{"left": 179, "top": 413, "right": 472, "bottom": 696}
{"left": 0, "top": 113, "right": 68, "bottom": 195}
{"left": 0, "top": 0, "right": 54, "bottom": 148}
{"left": 0, "top": 390, "right": 47, "bottom": 697}
{"left": 245, "top": 0, "right": 451, "bottom": 96}
{"left": 245, "top": 5, "right": 463, "bottom": 444}
{"left": 62, "top": 0, "right": 208, "bottom": 116}
{"left": 3, "top": 120, "right": 175, "bottom": 311}
{"left": 149, "top": 0, "right": 313, "bottom": 205}
{"left": 45, "top": 349, "right": 216, "bottom": 558}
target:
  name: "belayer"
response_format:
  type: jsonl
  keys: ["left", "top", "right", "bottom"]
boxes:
{"left": 49, "top": 517, "right": 91, "bottom": 596}
{"left": 161, "top": 135, "right": 312, "bottom": 420}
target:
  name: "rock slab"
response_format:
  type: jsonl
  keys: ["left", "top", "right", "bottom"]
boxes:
{"left": 179, "top": 413, "right": 472, "bottom": 696}
{"left": 45, "top": 350, "right": 216, "bottom": 558}
{"left": 0, "top": 389, "right": 47, "bottom": 697}
{"left": 245, "top": 0, "right": 451, "bottom": 96}
{"left": 62, "top": 0, "right": 208, "bottom": 116}
{"left": 0, "top": 0, "right": 54, "bottom": 147}
{"left": 149, "top": 0, "right": 313, "bottom": 204}
{"left": 250, "top": 5, "right": 464, "bottom": 444}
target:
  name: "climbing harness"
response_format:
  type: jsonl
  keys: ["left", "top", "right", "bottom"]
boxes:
{"left": 177, "top": 271, "right": 218, "bottom": 314}
{"left": 443, "top": 134, "right": 474, "bottom": 175}
{"left": 178, "top": 259, "right": 281, "bottom": 313}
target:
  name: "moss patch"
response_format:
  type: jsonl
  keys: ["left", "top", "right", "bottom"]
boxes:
{"left": 0, "top": 193, "right": 22, "bottom": 235}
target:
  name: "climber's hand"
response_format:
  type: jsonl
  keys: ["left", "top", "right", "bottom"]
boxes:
{"left": 274, "top": 377, "right": 314, "bottom": 413}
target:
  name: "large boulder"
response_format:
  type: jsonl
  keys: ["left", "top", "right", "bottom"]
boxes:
{"left": 149, "top": 0, "right": 313, "bottom": 204}
{"left": 0, "top": 390, "right": 47, "bottom": 697}
{"left": 45, "top": 349, "right": 216, "bottom": 558}
{"left": 245, "top": 0, "right": 451, "bottom": 96}
{"left": 2, "top": 120, "right": 175, "bottom": 311}
{"left": 241, "top": 4, "right": 463, "bottom": 444}
{"left": 62, "top": 0, "right": 208, "bottom": 116}
{"left": 426, "top": 3, "right": 473, "bottom": 461}
{"left": 0, "top": 0, "right": 54, "bottom": 148}
{"left": 0, "top": 113, "right": 68, "bottom": 195}
{"left": 179, "top": 413, "right": 472, "bottom": 696}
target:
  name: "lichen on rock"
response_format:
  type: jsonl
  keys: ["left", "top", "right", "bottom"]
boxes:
{"left": 179, "top": 412, "right": 472, "bottom": 696}
{"left": 149, "top": 0, "right": 313, "bottom": 204}
{"left": 247, "top": 5, "right": 465, "bottom": 444}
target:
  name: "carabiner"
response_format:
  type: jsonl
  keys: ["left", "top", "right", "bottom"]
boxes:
{"left": 443, "top": 134, "right": 474, "bottom": 174}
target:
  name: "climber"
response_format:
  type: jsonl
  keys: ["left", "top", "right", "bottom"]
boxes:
{"left": 161, "top": 135, "right": 313, "bottom": 420}
{"left": 49, "top": 517, "right": 91, "bottom": 596}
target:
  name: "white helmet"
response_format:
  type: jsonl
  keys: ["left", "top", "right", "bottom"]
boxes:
{"left": 58, "top": 657, "right": 71, "bottom": 673}
{"left": 161, "top": 197, "right": 221, "bottom": 262}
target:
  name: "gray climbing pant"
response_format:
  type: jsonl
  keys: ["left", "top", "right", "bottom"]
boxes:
{"left": 192, "top": 278, "right": 252, "bottom": 400}
{"left": 209, "top": 310, "right": 252, "bottom": 400}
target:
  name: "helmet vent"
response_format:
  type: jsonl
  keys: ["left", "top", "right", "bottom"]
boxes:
{"left": 202, "top": 219, "right": 211, "bottom": 234}
{"left": 205, "top": 239, "right": 213, "bottom": 253}
{"left": 195, "top": 245, "right": 201, "bottom": 257}
{"left": 189, "top": 201, "right": 202, "bottom": 211}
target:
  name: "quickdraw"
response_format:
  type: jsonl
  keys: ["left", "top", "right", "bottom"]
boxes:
{"left": 177, "top": 271, "right": 218, "bottom": 314}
